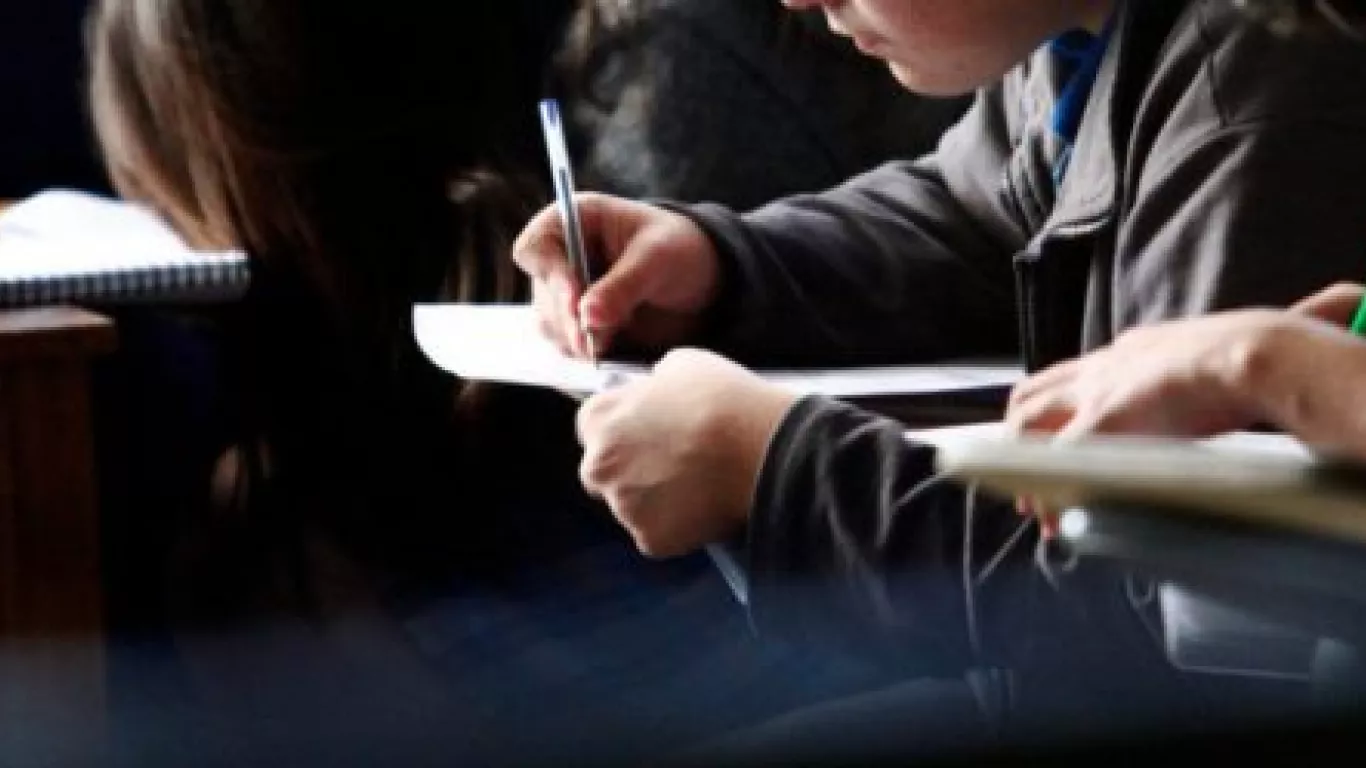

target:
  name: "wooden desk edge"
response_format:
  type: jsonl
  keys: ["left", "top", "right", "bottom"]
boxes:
{"left": 0, "top": 307, "right": 117, "bottom": 362}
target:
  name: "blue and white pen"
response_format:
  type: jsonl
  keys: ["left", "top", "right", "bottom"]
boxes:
{"left": 538, "top": 99, "right": 598, "bottom": 366}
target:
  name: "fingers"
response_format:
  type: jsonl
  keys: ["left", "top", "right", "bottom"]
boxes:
{"left": 512, "top": 203, "right": 572, "bottom": 284}
{"left": 575, "top": 387, "right": 624, "bottom": 447}
{"left": 517, "top": 203, "right": 588, "bottom": 356}
{"left": 1006, "top": 373, "right": 1079, "bottom": 435}
{"left": 1037, "top": 510, "right": 1060, "bottom": 540}
{"left": 574, "top": 394, "right": 681, "bottom": 558}
{"left": 1292, "top": 282, "right": 1366, "bottom": 326}
{"left": 578, "top": 234, "right": 667, "bottom": 351}
{"left": 1006, "top": 360, "right": 1078, "bottom": 420}
{"left": 532, "top": 274, "right": 586, "bottom": 357}
{"left": 517, "top": 194, "right": 669, "bottom": 358}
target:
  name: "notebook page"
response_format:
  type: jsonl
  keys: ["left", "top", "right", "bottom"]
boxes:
{"left": 0, "top": 189, "right": 186, "bottom": 250}
{"left": 0, "top": 189, "right": 244, "bottom": 278}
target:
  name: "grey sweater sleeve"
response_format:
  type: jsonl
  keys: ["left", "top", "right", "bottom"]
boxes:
{"left": 678, "top": 90, "right": 1028, "bottom": 367}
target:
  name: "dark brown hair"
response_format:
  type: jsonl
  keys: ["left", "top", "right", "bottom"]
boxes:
{"left": 86, "top": 0, "right": 576, "bottom": 549}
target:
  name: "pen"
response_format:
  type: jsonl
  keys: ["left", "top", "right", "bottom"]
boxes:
{"left": 538, "top": 99, "right": 598, "bottom": 366}
{"left": 1351, "top": 290, "right": 1366, "bottom": 336}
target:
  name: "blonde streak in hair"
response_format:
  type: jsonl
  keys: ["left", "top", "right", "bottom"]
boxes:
{"left": 88, "top": 0, "right": 186, "bottom": 224}
{"left": 103, "top": 0, "right": 219, "bottom": 244}
{"left": 87, "top": 0, "right": 144, "bottom": 195}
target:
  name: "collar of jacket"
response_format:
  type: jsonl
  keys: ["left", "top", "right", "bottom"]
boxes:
{"left": 1044, "top": 2, "right": 1128, "bottom": 240}
{"left": 1046, "top": 0, "right": 1193, "bottom": 241}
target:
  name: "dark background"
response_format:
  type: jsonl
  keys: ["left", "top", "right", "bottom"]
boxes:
{"left": 0, "top": 2, "right": 111, "bottom": 198}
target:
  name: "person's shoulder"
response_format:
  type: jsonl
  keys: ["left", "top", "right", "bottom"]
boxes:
{"left": 1150, "top": 0, "right": 1366, "bottom": 128}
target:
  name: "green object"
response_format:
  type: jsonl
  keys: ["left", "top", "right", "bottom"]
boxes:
{"left": 1352, "top": 293, "right": 1366, "bottom": 336}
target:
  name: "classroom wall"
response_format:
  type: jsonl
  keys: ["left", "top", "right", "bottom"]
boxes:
{"left": 0, "top": 2, "right": 110, "bottom": 198}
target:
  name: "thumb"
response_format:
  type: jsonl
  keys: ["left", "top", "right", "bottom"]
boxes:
{"left": 1292, "top": 282, "right": 1366, "bottom": 327}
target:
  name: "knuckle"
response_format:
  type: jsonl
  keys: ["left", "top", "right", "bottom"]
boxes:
{"left": 511, "top": 211, "right": 566, "bottom": 275}
{"left": 578, "top": 455, "right": 603, "bottom": 491}
{"left": 635, "top": 537, "right": 665, "bottom": 559}
{"left": 575, "top": 399, "right": 605, "bottom": 443}
{"left": 631, "top": 529, "right": 672, "bottom": 559}
{"left": 655, "top": 346, "right": 703, "bottom": 371}
{"left": 579, "top": 443, "right": 621, "bottom": 491}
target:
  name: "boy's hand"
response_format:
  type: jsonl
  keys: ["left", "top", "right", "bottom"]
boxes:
{"left": 513, "top": 194, "right": 722, "bottom": 358}
{"left": 575, "top": 349, "right": 798, "bottom": 558}
{"left": 1004, "top": 310, "right": 1287, "bottom": 442}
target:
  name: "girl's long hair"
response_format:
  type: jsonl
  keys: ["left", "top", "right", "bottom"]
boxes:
{"left": 87, "top": 0, "right": 578, "bottom": 571}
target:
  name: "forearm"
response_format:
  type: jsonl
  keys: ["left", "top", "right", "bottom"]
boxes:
{"left": 681, "top": 161, "right": 1019, "bottom": 367}
{"left": 743, "top": 397, "right": 1032, "bottom": 673}
{"left": 741, "top": 396, "right": 1177, "bottom": 684}
{"left": 661, "top": 86, "right": 1027, "bottom": 368}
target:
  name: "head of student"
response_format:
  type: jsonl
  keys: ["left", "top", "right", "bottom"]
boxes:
{"left": 84, "top": 0, "right": 575, "bottom": 539}
{"left": 778, "top": 0, "right": 1116, "bottom": 95}
{"left": 86, "top": 0, "right": 572, "bottom": 318}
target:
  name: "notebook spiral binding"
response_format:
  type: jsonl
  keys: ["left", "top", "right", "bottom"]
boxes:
{"left": 0, "top": 253, "right": 250, "bottom": 308}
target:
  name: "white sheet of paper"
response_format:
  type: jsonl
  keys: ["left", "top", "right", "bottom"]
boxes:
{"left": 412, "top": 303, "right": 1022, "bottom": 397}
{"left": 0, "top": 189, "right": 243, "bottom": 279}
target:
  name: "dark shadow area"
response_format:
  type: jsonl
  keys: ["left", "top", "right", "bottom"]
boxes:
{"left": 0, "top": 2, "right": 110, "bottom": 198}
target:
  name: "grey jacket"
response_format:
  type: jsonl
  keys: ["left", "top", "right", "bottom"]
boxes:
{"left": 680, "top": 0, "right": 1366, "bottom": 713}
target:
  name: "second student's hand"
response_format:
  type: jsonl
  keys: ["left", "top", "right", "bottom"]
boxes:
{"left": 575, "top": 348, "right": 798, "bottom": 558}
{"left": 1007, "top": 282, "right": 1366, "bottom": 443}
{"left": 512, "top": 193, "right": 723, "bottom": 359}
{"left": 1005, "top": 282, "right": 1366, "bottom": 537}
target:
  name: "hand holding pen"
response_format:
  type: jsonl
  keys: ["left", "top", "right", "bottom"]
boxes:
{"left": 515, "top": 100, "right": 725, "bottom": 360}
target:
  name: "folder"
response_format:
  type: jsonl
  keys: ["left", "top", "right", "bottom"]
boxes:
{"left": 933, "top": 430, "right": 1366, "bottom": 546}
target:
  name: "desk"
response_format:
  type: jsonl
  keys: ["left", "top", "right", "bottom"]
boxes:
{"left": 0, "top": 199, "right": 116, "bottom": 748}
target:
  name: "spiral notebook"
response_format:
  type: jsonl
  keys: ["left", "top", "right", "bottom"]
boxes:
{"left": 0, "top": 189, "right": 250, "bottom": 307}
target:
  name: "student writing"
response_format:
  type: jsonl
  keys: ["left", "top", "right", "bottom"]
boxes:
{"left": 514, "top": 0, "right": 1366, "bottom": 734}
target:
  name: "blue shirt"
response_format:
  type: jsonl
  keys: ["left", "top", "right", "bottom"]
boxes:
{"left": 1048, "top": 19, "right": 1116, "bottom": 186}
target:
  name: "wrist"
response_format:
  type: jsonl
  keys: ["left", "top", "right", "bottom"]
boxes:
{"left": 711, "top": 385, "right": 800, "bottom": 529}
{"left": 654, "top": 201, "right": 739, "bottom": 345}
{"left": 1224, "top": 313, "right": 1303, "bottom": 424}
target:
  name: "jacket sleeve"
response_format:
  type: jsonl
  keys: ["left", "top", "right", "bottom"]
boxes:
{"left": 742, "top": 397, "right": 1178, "bottom": 683}
{"left": 675, "top": 88, "right": 1028, "bottom": 367}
